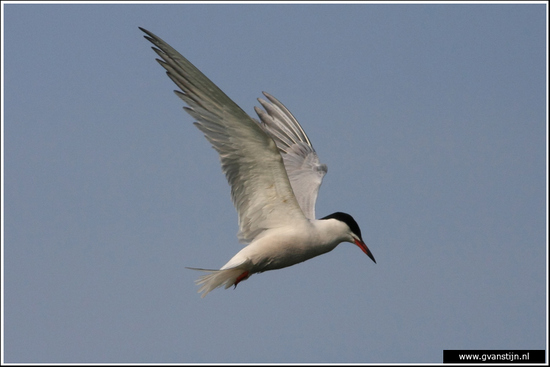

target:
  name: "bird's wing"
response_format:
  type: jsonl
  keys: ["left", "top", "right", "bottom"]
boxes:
{"left": 140, "top": 28, "right": 307, "bottom": 243}
{"left": 255, "top": 93, "right": 327, "bottom": 220}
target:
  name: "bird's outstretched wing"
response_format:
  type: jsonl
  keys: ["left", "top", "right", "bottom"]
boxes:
{"left": 255, "top": 93, "right": 327, "bottom": 220}
{"left": 140, "top": 28, "right": 307, "bottom": 243}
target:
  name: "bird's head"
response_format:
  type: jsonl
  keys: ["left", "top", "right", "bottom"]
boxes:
{"left": 321, "top": 212, "right": 376, "bottom": 263}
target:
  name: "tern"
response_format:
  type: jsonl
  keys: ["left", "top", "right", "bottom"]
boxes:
{"left": 141, "top": 27, "right": 376, "bottom": 297}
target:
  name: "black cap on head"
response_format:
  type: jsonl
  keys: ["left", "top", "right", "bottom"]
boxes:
{"left": 321, "top": 212, "right": 363, "bottom": 240}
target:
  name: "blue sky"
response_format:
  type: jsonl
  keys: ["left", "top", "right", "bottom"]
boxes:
{"left": 3, "top": 2, "right": 547, "bottom": 363}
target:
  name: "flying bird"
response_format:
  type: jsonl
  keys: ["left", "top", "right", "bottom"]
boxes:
{"left": 140, "top": 27, "right": 376, "bottom": 297}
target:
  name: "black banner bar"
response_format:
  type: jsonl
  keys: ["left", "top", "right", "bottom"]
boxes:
{"left": 443, "top": 350, "right": 545, "bottom": 363}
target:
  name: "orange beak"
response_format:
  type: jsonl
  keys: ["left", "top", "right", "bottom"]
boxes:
{"left": 354, "top": 238, "right": 376, "bottom": 264}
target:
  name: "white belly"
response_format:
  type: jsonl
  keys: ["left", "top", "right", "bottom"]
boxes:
{"left": 221, "top": 223, "right": 341, "bottom": 273}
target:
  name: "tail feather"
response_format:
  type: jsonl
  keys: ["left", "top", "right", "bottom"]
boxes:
{"left": 186, "top": 267, "right": 249, "bottom": 298}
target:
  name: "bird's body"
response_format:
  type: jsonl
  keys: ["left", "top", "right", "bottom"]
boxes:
{"left": 141, "top": 27, "right": 376, "bottom": 297}
{"left": 224, "top": 218, "right": 349, "bottom": 273}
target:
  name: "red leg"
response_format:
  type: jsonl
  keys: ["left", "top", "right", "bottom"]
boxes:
{"left": 234, "top": 270, "right": 250, "bottom": 288}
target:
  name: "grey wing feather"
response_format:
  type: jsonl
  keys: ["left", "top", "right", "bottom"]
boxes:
{"left": 140, "top": 28, "right": 306, "bottom": 243}
{"left": 255, "top": 92, "right": 327, "bottom": 220}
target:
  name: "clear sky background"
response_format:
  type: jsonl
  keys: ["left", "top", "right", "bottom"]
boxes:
{"left": 3, "top": 2, "right": 547, "bottom": 364}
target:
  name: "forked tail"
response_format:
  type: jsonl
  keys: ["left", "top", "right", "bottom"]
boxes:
{"left": 186, "top": 266, "right": 251, "bottom": 298}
